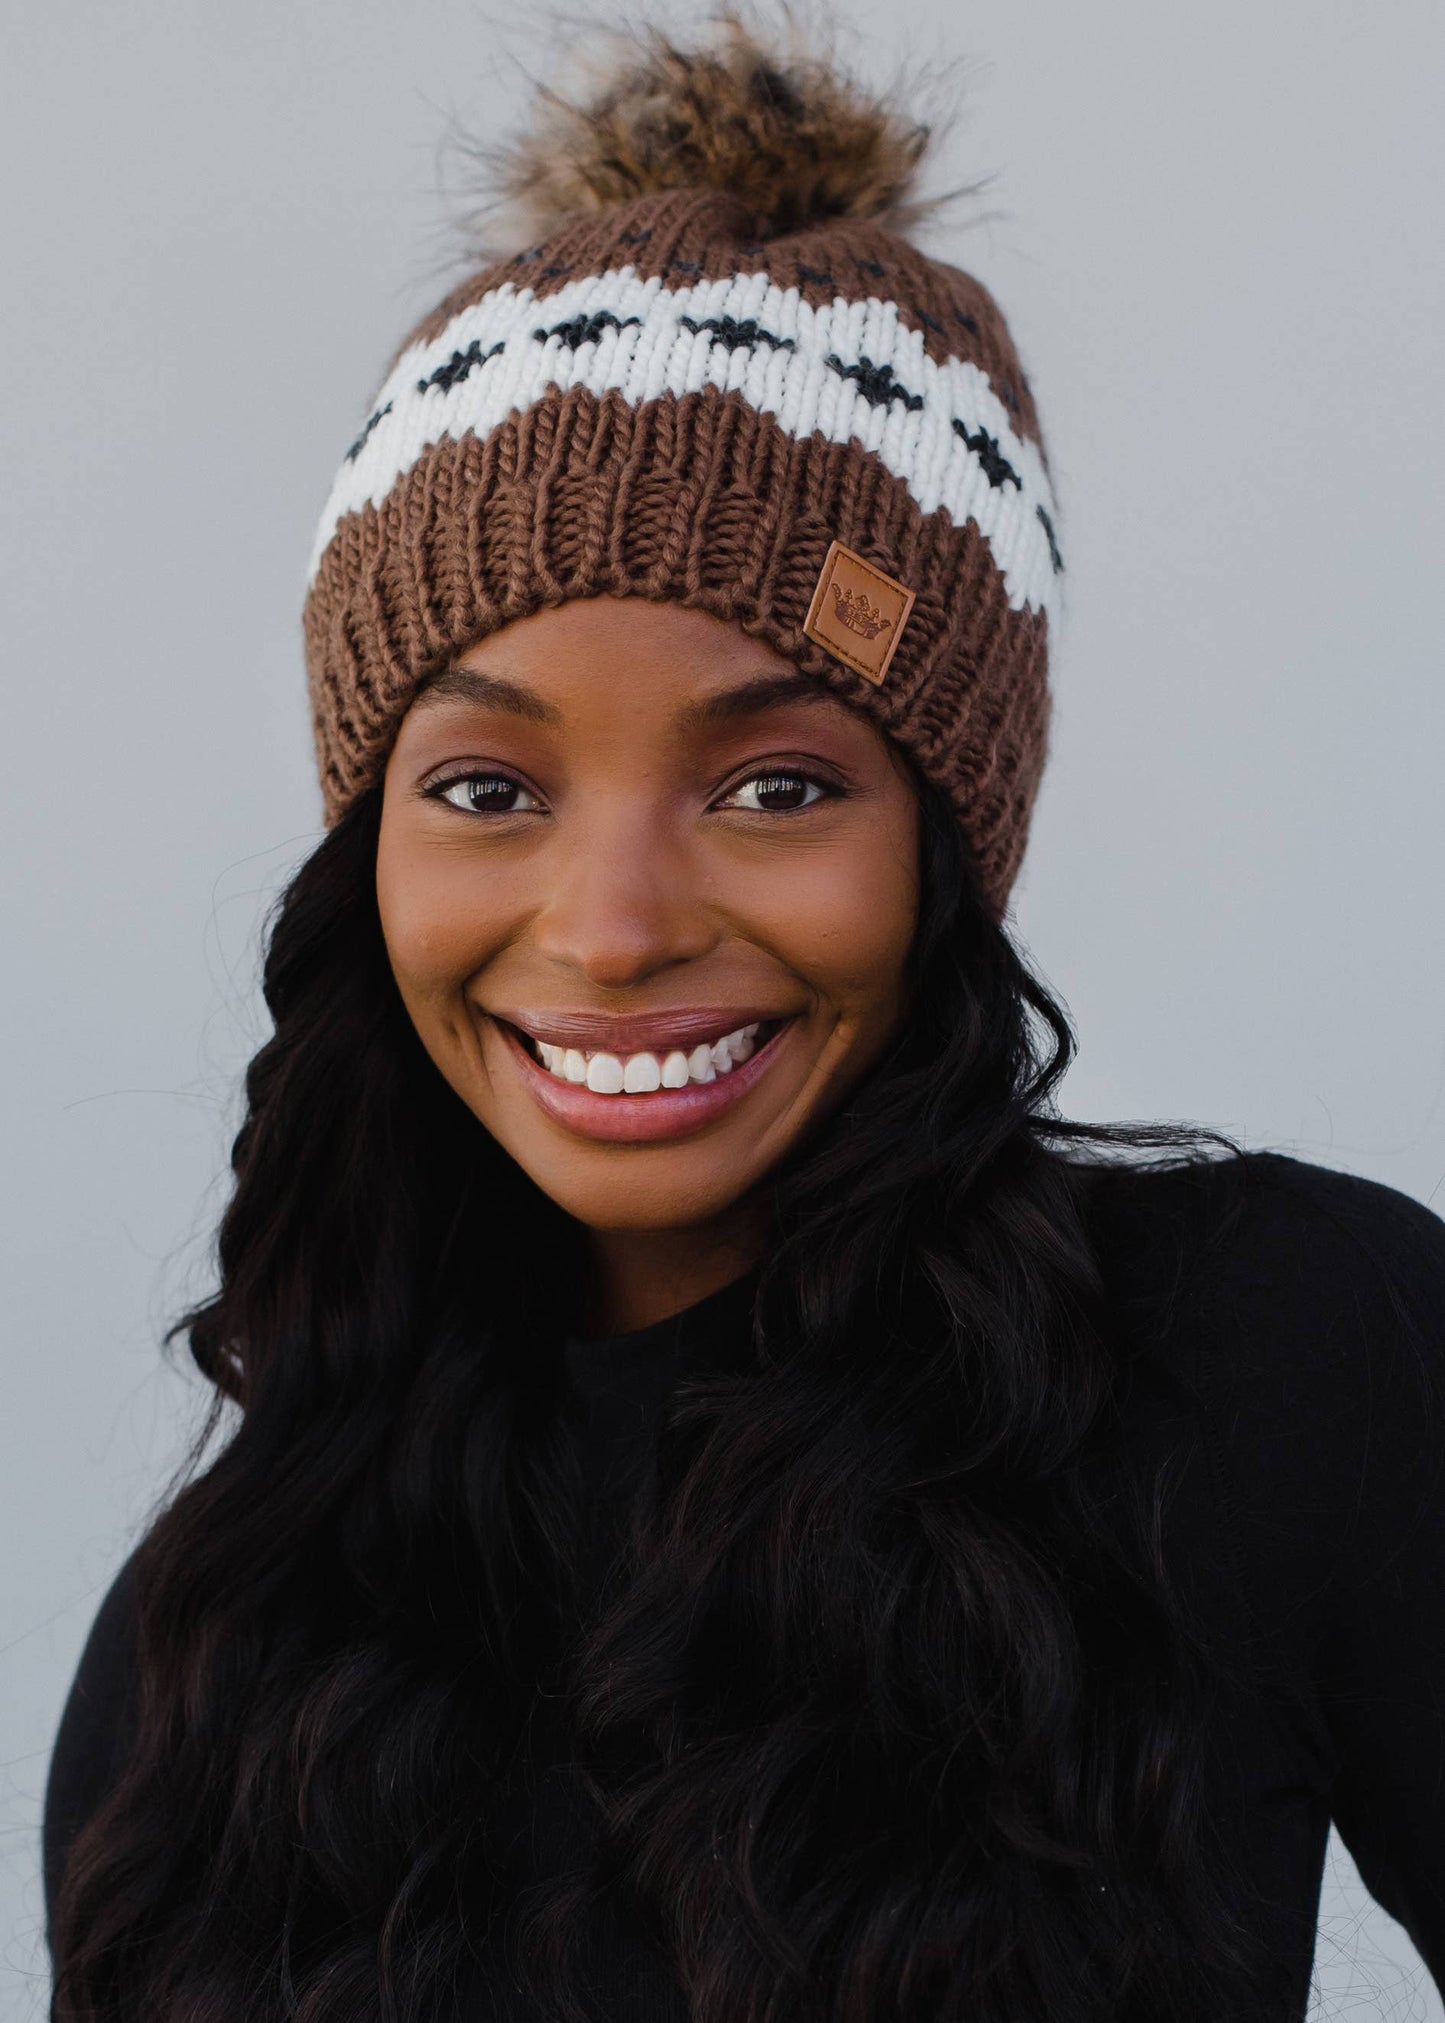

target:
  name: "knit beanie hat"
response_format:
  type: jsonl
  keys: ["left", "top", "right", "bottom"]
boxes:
{"left": 302, "top": 21, "right": 1063, "bottom": 918}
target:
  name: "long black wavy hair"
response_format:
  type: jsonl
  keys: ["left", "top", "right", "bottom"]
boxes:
{"left": 50, "top": 773, "right": 1270, "bottom": 2022}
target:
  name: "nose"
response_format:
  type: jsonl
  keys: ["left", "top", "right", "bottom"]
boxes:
{"left": 529, "top": 801, "right": 716, "bottom": 990}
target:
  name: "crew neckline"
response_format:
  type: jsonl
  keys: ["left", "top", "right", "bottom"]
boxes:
{"left": 560, "top": 1268, "right": 758, "bottom": 1404}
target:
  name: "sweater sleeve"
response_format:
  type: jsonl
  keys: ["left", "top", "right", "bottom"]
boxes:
{"left": 42, "top": 1550, "right": 143, "bottom": 1955}
{"left": 1259, "top": 1163, "right": 1445, "bottom": 1987}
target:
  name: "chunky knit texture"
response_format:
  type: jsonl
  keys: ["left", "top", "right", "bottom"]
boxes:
{"left": 303, "top": 184, "right": 1062, "bottom": 915}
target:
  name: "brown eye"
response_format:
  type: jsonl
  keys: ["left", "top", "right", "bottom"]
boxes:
{"left": 432, "top": 773, "right": 542, "bottom": 815}
{"left": 720, "top": 771, "right": 827, "bottom": 813}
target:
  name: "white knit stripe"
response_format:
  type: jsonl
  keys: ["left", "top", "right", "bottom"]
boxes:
{"left": 308, "top": 267, "right": 1063, "bottom": 617}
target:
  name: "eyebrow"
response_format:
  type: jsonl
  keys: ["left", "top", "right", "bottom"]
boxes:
{"left": 414, "top": 664, "right": 831, "bottom": 731}
{"left": 676, "top": 671, "right": 832, "bottom": 732}
{"left": 413, "top": 666, "right": 562, "bottom": 724}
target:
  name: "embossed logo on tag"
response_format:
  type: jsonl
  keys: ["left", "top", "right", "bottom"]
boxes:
{"left": 802, "top": 541, "right": 916, "bottom": 684}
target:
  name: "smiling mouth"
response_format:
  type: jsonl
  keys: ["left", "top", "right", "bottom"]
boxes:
{"left": 505, "top": 1018, "right": 786, "bottom": 1095}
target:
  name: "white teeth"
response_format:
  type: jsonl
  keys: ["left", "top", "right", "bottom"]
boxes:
{"left": 622, "top": 1052, "right": 661, "bottom": 1093}
{"left": 529, "top": 1023, "right": 769, "bottom": 1094}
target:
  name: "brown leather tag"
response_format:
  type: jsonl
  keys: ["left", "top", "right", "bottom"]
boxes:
{"left": 802, "top": 540, "right": 916, "bottom": 685}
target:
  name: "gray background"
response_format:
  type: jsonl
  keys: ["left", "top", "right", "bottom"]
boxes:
{"left": 2, "top": 2, "right": 1441, "bottom": 2016}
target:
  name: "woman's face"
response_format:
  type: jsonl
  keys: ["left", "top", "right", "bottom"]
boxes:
{"left": 376, "top": 596, "right": 919, "bottom": 1235}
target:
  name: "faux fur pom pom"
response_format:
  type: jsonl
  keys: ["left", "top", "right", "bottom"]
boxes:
{"left": 485, "top": 12, "right": 939, "bottom": 245}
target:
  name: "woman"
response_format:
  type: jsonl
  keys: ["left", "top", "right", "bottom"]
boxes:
{"left": 43, "top": 20, "right": 1445, "bottom": 2023}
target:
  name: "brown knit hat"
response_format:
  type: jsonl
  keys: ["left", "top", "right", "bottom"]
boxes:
{"left": 302, "top": 22, "right": 1063, "bottom": 917}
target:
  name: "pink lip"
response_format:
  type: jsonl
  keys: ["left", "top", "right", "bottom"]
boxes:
{"left": 494, "top": 1016, "right": 794, "bottom": 1144}
{"left": 499, "top": 1004, "right": 787, "bottom": 1054}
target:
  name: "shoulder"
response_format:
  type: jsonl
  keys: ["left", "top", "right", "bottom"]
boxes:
{"left": 1081, "top": 1148, "right": 1445, "bottom": 1609}
{"left": 1082, "top": 1147, "right": 1445, "bottom": 1356}
{"left": 43, "top": 1545, "right": 145, "bottom": 1945}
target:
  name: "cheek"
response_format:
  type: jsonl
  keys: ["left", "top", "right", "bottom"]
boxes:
{"left": 374, "top": 831, "right": 503, "bottom": 1014}
{"left": 743, "top": 821, "right": 918, "bottom": 1023}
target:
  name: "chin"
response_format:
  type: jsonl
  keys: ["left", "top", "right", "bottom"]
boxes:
{"left": 519, "top": 1149, "right": 757, "bottom": 1237}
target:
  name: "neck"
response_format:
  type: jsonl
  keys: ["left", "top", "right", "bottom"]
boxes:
{"left": 584, "top": 1208, "right": 761, "bottom": 1335}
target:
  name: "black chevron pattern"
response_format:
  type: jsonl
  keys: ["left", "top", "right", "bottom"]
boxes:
{"left": 951, "top": 420, "right": 1021, "bottom": 491}
{"left": 534, "top": 311, "right": 642, "bottom": 349}
{"left": 344, "top": 400, "right": 392, "bottom": 462}
{"left": 678, "top": 315, "right": 796, "bottom": 353}
{"left": 824, "top": 354, "right": 923, "bottom": 411}
{"left": 417, "top": 340, "right": 506, "bottom": 397}
{"left": 1036, "top": 505, "right": 1065, "bottom": 574}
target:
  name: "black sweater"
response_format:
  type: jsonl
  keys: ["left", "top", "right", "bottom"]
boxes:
{"left": 43, "top": 1152, "right": 1445, "bottom": 2019}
